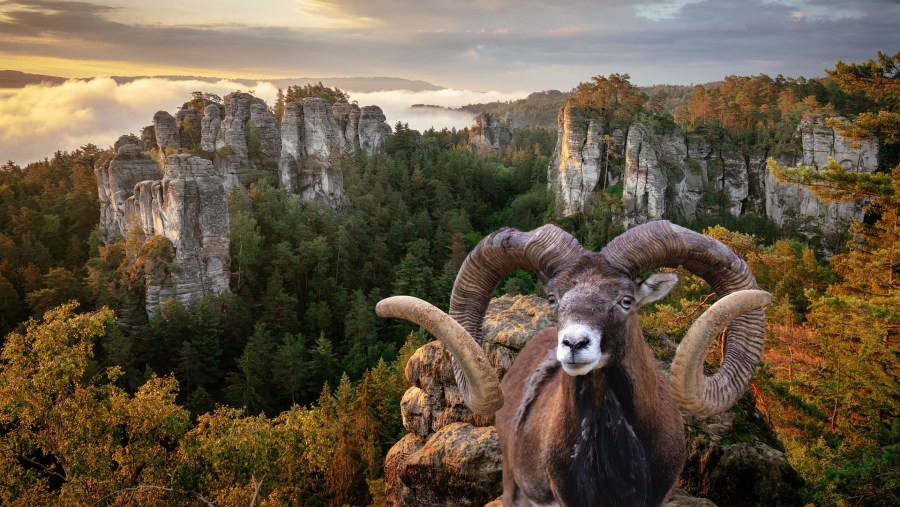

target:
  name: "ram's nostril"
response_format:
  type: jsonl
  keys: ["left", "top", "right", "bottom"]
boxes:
{"left": 562, "top": 339, "right": 572, "bottom": 348}
{"left": 576, "top": 339, "right": 589, "bottom": 350}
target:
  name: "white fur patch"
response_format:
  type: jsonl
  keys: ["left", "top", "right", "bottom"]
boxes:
{"left": 556, "top": 323, "right": 604, "bottom": 376}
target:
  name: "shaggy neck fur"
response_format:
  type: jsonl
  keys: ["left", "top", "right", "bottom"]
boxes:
{"left": 556, "top": 367, "right": 652, "bottom": 507}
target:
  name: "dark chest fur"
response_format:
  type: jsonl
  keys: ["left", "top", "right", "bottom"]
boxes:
{"left": 552, "top": 367, "right": 653, "bottom": 507}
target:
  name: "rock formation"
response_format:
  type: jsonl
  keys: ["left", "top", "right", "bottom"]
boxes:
{"left": 175, "top": 105, "right": 201, "bottom": 150}
{"left": 384, "top": 294, "right": 801, "bottom": 506}
{"left": 766, "top": 115, "right": 878, "bottom": 250}
{"left": 95, "top": 135, "right": 165, "bottom": 243}
{"left": 547, "top": 104, "right": 612, "bottom": 215}
{"left": 359, "top": 105, "right": 393, "bottom": 156}
{"left": 549, "top": 109, "right": 877, "bottom": 250}
{"left": 214, "top": 92, "right": 272, "bottom": 190}
{"left": 152, "top": 111, "right": 179, "bottom": 152}
{"left": 277, "top": 99, "right": 390, "bottom": 207}
{"left": 98, "top": 92, "right": 393, "bottom": 315}
{"left": 96, "top": 138, "right": 230, "bottom": 316}
{"left": 131, "top": 154, "right": 230, "bottom": 314}
{"left": 200, "top": 104, "right": 221, "bottom": 151}
{"left": 468, "top": 112, "right": 515, "bottom": 158}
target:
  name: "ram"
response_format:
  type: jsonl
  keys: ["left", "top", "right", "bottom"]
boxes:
{"left": 377, "top": 221, "right": 770, "bottom": 506}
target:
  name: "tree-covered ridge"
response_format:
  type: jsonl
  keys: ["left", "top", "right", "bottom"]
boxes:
{"left": 458, "top": 90, "right": 567, "bottom": 129}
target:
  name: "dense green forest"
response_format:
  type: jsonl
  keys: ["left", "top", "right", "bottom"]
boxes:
{"left": 0, "top": 52, "right": 897, "bottom": 505}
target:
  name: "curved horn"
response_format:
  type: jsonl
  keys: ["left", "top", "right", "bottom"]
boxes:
{"left": 376, "top": 296, "right": 502, "bottom": 415}
{"left": 671, "top": 290, "right": 772, "bottom": 416}
{"left": 600, "top": 220, "right": 767, "bottom": 416}
{"left": 450, "top": 224, "right": 587, "bottom": 344}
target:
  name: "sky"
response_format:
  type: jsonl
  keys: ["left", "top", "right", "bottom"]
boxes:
{"left": 0, "top": 0, "right": 898, "bottom": 164}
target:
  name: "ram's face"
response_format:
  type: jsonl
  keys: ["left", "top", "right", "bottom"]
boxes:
{"left": 546, "top": 255, "right": 678, "bottom": 376}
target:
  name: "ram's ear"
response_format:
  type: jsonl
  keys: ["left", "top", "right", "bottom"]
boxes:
{"left": 635, "top": 272, "right": 678, "bottom": 307}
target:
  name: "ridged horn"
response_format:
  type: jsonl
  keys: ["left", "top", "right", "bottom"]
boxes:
{"left": 375, "top": 296, "right": 502, "bottom": 414}
{"left": 600, "top": 220, "right": 768, "bottom": 416}
{"left": 449, "top": 224, "right": 587, "bottom": 344}
{"left": 671, "top": 290, "right": 772, "bottom": 416}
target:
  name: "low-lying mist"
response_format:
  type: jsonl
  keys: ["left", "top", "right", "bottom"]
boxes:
{"left": 0, "top": 78, "right": 526, "bottom": 166}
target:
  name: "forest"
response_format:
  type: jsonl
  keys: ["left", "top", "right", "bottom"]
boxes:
{"left": 0, "top": 52, "right": 897, "bottom": 505}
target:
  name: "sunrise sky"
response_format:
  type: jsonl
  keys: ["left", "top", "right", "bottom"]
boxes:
{"left": 1, "top": 0, "right": 897, "bottom": 164}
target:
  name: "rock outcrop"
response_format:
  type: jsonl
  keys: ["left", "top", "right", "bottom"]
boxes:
{"left": 766, "top": 115, "right": 878, "bottom": 250}
{"left": 384, "top": 294, "right": 802, "bottom": 507}
{"left": 550, "top": 108, "right": 877, "bottom": 249}
{"left": 96, "top": 141, "right": 230, "bottom": 316}
{"left": 359, "top": 105, "right": 393, "bottom": 156}
{"left": 277, "top": 98, "right": 391, "bottom": 208}
{"left": 152, "top": 111, "right": 179, "bottom": 152}
{"left": 200, "top": 104, "right": 221, "bottom": 152}
{"left": 131, "top": 154, "right": 230, "bottom": 314}
{"left": 95, "top": 135, "right": 165, "bottom": 243}
{"left": 468, "top": 112, "right": 514, "bottom": 158}
{"left": 99, "top": 92, "right": 393, "bottom": 315}
{"left": 175, "top": 105, "right": 201, "bottom": 150}
{"left": 547, "top": 104, "right": 615, "bottom": 215}
{"left": 214, "top": 92, "right": 272, "bottom": 190}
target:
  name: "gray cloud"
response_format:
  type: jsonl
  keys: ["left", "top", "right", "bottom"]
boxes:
{"left": 0, "top": 0, "right": 896, "bottom": 90}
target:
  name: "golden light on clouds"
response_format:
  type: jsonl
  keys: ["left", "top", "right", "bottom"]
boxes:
{"left": 0, "top": 53, "right": 296, "bottom": 81}
{"left": 292, "top": 0, "right": 377, "bottom": 29}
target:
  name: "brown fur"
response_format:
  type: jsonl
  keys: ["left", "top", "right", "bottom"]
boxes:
{"left": 494, "top": 258, "right": 687, "bottom": 506}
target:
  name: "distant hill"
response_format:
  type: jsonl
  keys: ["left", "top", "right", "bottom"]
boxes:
{"left": 458, "top": 90, "right": 567, "bottom": 128}
{"left": 0, "top": 70, "right": 443, "bottom": 93}
{"left": 0, "top": 70, "right": 66, "bottom": 88}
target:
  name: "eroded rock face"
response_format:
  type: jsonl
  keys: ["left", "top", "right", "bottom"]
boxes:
{"left": 622, "top": 124, "right": 667, "bottom": 226}
{"left": 468, "top": 112, "right": 514, "bottom": 158}
{"left": 359, "top": 105, "right": 391, "bottom": 156}
{"left": 385, "top": 294, "right": 802, "bottom": 506}
{"left": 277, "top": 98, "right": 386, "bottom": 208}
{"left": 550, "top": 107, "right": 877, "bottom": 248}
{"left": 153, "top": 111, "right": 179, "bottom": 152}
{"left": 547, "top": 104, "right": 607, "bottom": 216}
{"left": 95, "top": 135, "right": 164, "bottom": 242}
{"left": 216, "top": 92, "right": 270, "bottom": 190}
{"left": 95, "top": 140, "right": 230, "bottom": 316}
{"left": 200, "top": 104, "right": 221, "bottom": 152}
{"left": 131, "top": 154, "right": 230, "bottom": 314}
{"left": 766, "top": 115, "right": 879, "bottom": 252}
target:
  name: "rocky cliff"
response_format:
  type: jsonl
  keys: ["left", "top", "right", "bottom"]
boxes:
{"left": 468, "top": 112, "right": 514, "bottom": 158}
{"left": 385, "top": 295, "right": 802, "bottom": 506}
{"left": 548, "top": 110, "right": 877, "bottom": 250}
{"left": 97, "top": 92, "right": 392, "bottom": 315}
{"left": 278, "top": 98, "right": 389, "bottom": 207}
{"left": 96, "top": 135, "right": 230, "bottom": 315}
{"left": 547, "top": 104, "right": 625, "bottom": 215}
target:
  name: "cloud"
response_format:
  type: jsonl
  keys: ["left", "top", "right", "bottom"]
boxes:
{"left": 0, "top": 0, "right": 896, "bottom": 92}
{"left": 0, "top": 77, "right": 526, "bottom": 165}
{"left": 348, "top": 88, "right": 528, "bottom": 133}
{"left": 0, "top": 77, "right": 277, "bottom": 165}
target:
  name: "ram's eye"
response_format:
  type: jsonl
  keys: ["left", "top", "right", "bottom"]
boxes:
{"left": 547, "top": 294, "right": 557, "bottom": 307}
{"left": 620, "top": 295, "right": 634, "bottom": 310}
